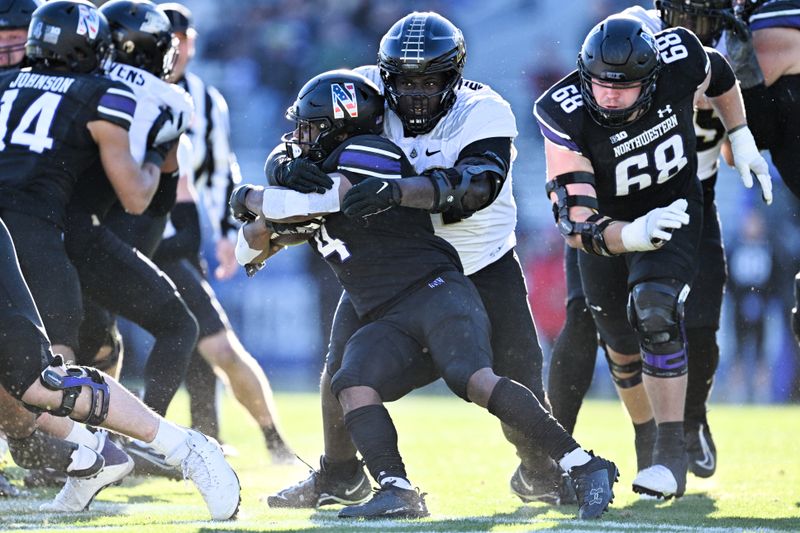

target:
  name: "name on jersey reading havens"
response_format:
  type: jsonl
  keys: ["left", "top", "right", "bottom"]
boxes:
{"left": 9, "top": 72, "right": 75, "bottom": 94}
{"left": 611, "top": 114, "right": 678, "bottom": 158}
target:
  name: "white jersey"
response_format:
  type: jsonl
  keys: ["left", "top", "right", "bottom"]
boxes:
{"left": 622, "top": 6, "right": 725, "bottom": 181}
{"left": 355, "top": 65, "right": 518, "bottom": 275}
{"left": 105, "top": 62, "right": 194, "bottom": 165}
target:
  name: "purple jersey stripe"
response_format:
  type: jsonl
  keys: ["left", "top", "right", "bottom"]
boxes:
{"left": 751, "top": 15, "right": 800, "bottom": 30}
{"left": 98, "top": 92, "right": 136, "bottom": 116}
{"left": 339, "top": 150, "right": 402, "bottom": 173}
{"left": 537, "top": 122, "right": 581, "bottom": 153}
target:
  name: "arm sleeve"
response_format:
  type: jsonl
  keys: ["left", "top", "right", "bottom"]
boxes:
{"left": 705, "top": 48, "right": 737, "bottom": 97}
{"left": 741, "top": 83, "right": 779, "bottom": 148}
{"left": 153, "top": 202, "right": 201, "bottom": 263}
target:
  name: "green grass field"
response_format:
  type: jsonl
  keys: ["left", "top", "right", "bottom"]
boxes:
{"left": 1, "top": 391, "right": 799, "bottom": 532}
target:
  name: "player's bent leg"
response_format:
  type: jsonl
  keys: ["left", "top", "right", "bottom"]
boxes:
{"left": 185, "top": 350, "right": 220, "bottom": 439}
{"left": 336, "top": 386, "right": 427, "bottom": 520}
{"left": 548, "top": 298, "right": 599, "bottom": 435}
{"left": 684, "top": 327, "right": 719, "bottom": 478}
{"left": 627, "top": 280, "right": 689, "bottom": 499}
{"left": 466, "top": 370, "right": 617, "bottom": 520}
{"left": 20, "top": 362, "right": 241, "bottom": 520}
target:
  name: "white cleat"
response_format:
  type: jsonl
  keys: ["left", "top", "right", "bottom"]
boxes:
{"left": 40, "top": 440, "right": 133, "bottom": 512}
{"left": 177, "top": 430, "right": 240, "bottom": 520}
{"left": 632, "top": 465, "right": 678, "bottom": 499}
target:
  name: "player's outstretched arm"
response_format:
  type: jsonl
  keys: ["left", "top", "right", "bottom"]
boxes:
{"left": 544, "top": 139, "right": 689, "bottom": 255}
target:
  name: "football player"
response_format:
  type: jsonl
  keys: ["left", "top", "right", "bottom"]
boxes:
{"left": 265, "top": 11, "right": 576, "bottom": 510}
{"left": 547, "top": 0, "right": 744, "bottom": 482}
{"left": 62, "top": 0, "right": 198, "bottom": 423}
{"left": 724, "top": 1, "right": 800, "bottom": 345}
{"left": 152, "top": 2, "right": 294, "bottom": 464}
{"left": 534, "top": 14, "right": 770, "bottom": 499}
{"left": 0, "top": 0, "right": 239, "bottom": 519}
{"left": 233, "top": 69, "right": 618, "bottom": 521}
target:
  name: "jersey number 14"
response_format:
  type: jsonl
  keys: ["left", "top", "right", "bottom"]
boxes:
{"left": 0, "top": 90, "right": 62, "bottom": 153}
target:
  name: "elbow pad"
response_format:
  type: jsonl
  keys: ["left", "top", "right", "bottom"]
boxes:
{"left": 426, "top": 151, "right": 508, "bottom": 221}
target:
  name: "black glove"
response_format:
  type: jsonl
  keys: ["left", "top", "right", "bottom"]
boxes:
{"left": 342, "top": 177, "right": 403, "bottom": 218}
{"left": 275, "top": 157, "right": 333, "bottom": 193}
{"left": 229, "top": 184, "right": 257, "bottom": 222}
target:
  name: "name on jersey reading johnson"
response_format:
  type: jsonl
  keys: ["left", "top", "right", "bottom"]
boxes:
{"left": 611, "top": 114, "right": 678, "bottom": 158}
{"left": 9, "top": 72, "right": 75, "bottom": 94}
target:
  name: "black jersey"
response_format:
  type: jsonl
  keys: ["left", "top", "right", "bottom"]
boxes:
{"left": 534, "top": 27, "right": 708, "bottom": 220}
{"left": 0, "top": 68, "right": 136, "bottom": 227}
{"left": 312, "top": 134, "right": 462, "bottom": 319}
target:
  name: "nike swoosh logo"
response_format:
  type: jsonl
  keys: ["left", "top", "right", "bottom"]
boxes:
{"left": 344, "top": 476, "right": 367, "bottom": 496}
{"left": 517, "top": 471, "right": 535, "bottom": 492}
{"left": 376, "top": 181, "right": 389, "bottom": 194}
{"left": 425, "top": 149, "right": 441, "bottom": 156}
{"left": 694, "top": 423, "right": 715, "bottom": 470}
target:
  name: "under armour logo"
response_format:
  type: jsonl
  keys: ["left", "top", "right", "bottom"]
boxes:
{"left": 588, "top": 487, "right": 604, "bottom": 505}
{"left": 657, "top": 105, "right": 673, "bottom": 118}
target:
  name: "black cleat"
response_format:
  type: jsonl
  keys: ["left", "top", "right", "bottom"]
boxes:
{"left": 338, "top": 483, "right": 428, "bottom": 519}
{"left": 267, "top": 456, "right": 372, "bottom": 508}
{"left": 510, "top": 463, "right": 577, "bottom": 505}
{"left": 568, "top": 454, "right": 618, "bottom": 519}
{"left": 685, "top": 420, "right": 716, "bottom": 478}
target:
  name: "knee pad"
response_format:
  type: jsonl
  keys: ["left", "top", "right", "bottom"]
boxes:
{"left": 604, "top": 349, "right": 642, "bottom": 389}
{"left": 30, "top": 355, "right": 110, "bottom": 426}
{"left": 628, "top": 280, "right": 690, "bottom": 378}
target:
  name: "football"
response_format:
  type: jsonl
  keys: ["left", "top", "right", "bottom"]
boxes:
{"left": 268, "top": 218, "right": 323, "bottom": 247}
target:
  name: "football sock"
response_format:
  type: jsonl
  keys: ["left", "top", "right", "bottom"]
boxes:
{"left": 185, "top": 351, "right": 220, "bottom": 440}
{"left": 558, "top": 448, "right": 592, "bottom": 473}
{"left": 634, "top": 418, "right": 657, "bottom": 472}
{"left": 379, "top": 474, "right": 412, "bottom": 490}
{"left": 65, "top": 423, "right": 100, "bottom": 451}
{"left": 322, "top": 455, "right": 362, "bottom": 479}
{"left": 7, "top": 430, "right": 77, "bottom": 472}
{"left": 487, "top": 377, "right": 579, "bottom": 461}
{"left": 343, "top": 404, "right": 406, "bottom": 482}
{"left": 263, "top": 425, "right": 286, "bottom": 451}
{"left": 548, "top": 298, "right": 599, "bottom": 434}
{"left": 149, "top": 419, "right": 190, "bottom": 464}
{"left": 654, "top": 421, "right": 686, "bottom": 463}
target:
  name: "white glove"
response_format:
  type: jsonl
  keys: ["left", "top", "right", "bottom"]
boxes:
{"left": 620, "top": 199, "right": 690, "bottom": 252}
{"left": 728, "top": 125, "right": 773, "bottom": 205}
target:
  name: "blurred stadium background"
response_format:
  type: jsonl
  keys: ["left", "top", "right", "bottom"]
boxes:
{"left": 121, "top": 0, "right": 800, "bottom": 405}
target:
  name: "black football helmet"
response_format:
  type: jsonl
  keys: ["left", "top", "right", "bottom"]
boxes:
{"left": 26, "top": 0, "right": 113, "bottom": 74}
{"left": 656, "top": 0, "right": 731, "bottom": 45}
{"left": 0, "top": 0, "right": 41, "bottom": 67}
{"left": 281, "top": 70, "right": 385, "bottom": 162}
{"left": 100, "top": 0, "right": 175, "bottom": 79}
{"left": 378, "top": 11, "right": 466, "bottom": 135}
{"left": 578, "top": 15, "right": 661, "bottom": 127}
